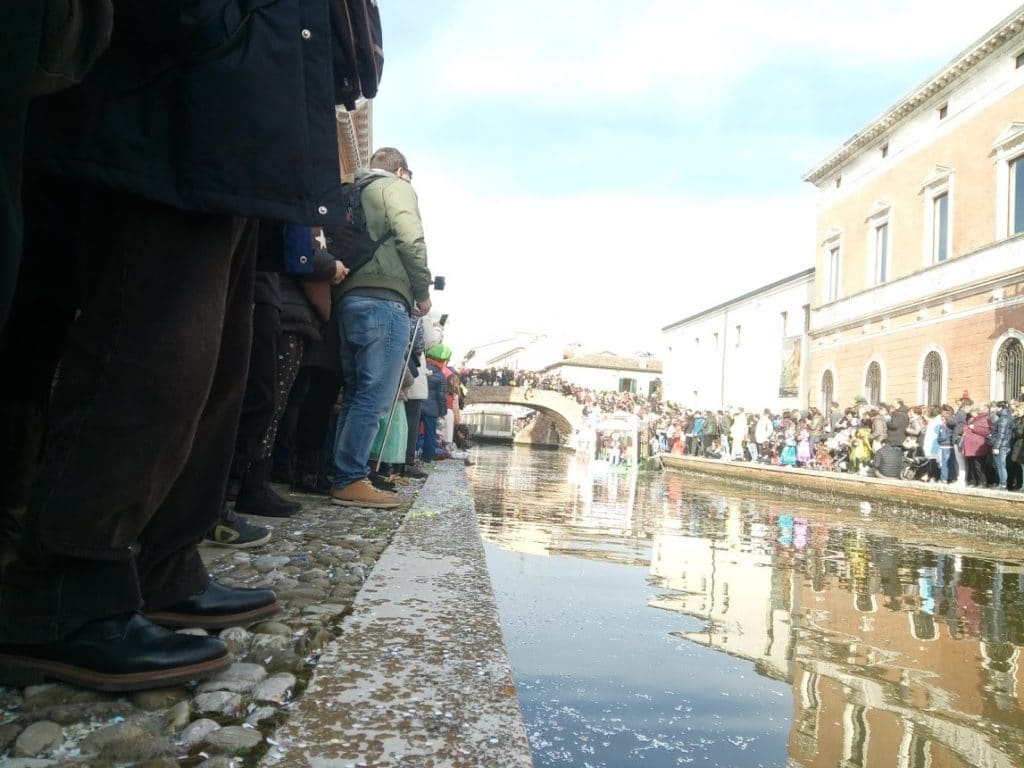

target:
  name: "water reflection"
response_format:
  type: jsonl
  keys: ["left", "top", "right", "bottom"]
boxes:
{"left": 472, "top": 445, "right": 1024, "bottom": 768}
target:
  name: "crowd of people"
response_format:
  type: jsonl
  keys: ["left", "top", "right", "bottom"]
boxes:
{"left": 0, "top": 4, "right": 473, "bottom": 695}
{"left": 656, "top": 397, "right": 1024, "bottom": 490}
{"left": 465, "top": 368, "right": 1024, "bottom": 490}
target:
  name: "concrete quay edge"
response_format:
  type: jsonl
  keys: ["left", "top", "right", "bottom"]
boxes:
{"left": 659, "top": 453, "right": 1024, "bottom": 524}
{"left": 264, "top": 461, "right": 534, "bottom": 768}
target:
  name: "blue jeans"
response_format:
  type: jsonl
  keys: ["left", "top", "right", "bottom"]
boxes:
{"left": 939, "top": 446, "right": 952, "bottom": 482}
{"left": 331, "top": 296, "right": 410, "bottom": 487}
{"left": 993, "top": 448, "right": 1008, "bottom": 487}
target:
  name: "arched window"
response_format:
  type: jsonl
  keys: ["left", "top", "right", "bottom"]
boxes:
{"left": 922, "top": 351, "right": 943, "bottom": 407}
{"left": 996, "top": 338, "right": 1024, "bottom": 401}
{"left": 820, "top": 370, "right": 834, "bottom": 414}
{"left": 865, "top": 362, "right": 881, "bottom": 405}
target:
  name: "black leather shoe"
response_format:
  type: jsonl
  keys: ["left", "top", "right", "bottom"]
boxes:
{"left": 0, "top": 613, "right": 229, "bottom": 692}
{"left": 402, "top": 465, "right": 429, "bottom": 479}
{"left": 368, "top": 472, "right": 396, "bottom": 492}
{"left": 291, "top": 472, "right": 331, "bottom": 495}
{"left": 235, "top": 483, "right": 301, "bottom": 518}
{"left": 144, "top": 581, "right": 279, "bottom": 629}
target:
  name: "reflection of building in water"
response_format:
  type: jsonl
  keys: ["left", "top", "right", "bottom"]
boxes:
{"left": 478, "top": 519, "right": 554, "bottom": 557}
{"left": 788, "top": 551, "right": 1024, "bottom": 768}
{"left": 648, "top": 501, "right": 793, "bottom": 681}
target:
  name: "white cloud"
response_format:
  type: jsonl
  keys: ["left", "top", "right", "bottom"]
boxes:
{"left": 414, "top": 163, "right": 816, "bottom": 359}
{"left": 377, "top": 0, "right": 1024, "bottom": 363}
{"left": 419, "top": 0, "right": 1023, "bottom": 110}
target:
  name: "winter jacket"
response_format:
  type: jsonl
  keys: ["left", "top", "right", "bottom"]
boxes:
{"left": 870, "top": 415, "right": 888, "bottom": 447}
{"left": 886, "top": 407, "right": 909, "bottom": 446}
{"left": 1011, "top": 415, "right": 1024, "bottom": 464}
{"left": 872, "top": 445, "right": 904, "bottom": 478}
{"left": 755, "top": 415, "right": 773, "bottom": 444}
{"left": 962, "top": 414, "right": 991, "bottom": 457}
{"left": 422, "top": 359, "right": 448, "bottom": 419}
{"left": 335, "top": 169, "right": 432, "bottom": 311}
{"left": 921, "top": 417, "right": 943, "bottom": 459}
{"left": 990, "top": 408, "right": 1014, "bottom": 450}
{"left": 26, "top": 0, "right": 350, "bottom": 226}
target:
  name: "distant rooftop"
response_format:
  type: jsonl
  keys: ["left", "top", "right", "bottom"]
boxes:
{"left": 543, "top": 354, "right": 663, "bottom": 374}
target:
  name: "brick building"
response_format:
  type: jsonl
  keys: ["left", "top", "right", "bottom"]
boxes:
{"left": 804, "top": 9, "right": 1024, "bottom": 410}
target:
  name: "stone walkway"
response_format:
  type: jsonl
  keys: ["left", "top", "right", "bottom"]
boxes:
{"left": 0, "top": 461, "right": 531, "bottom": 767}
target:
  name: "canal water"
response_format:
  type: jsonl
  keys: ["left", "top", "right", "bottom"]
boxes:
{"left": 470, "top": 444, "right": 1024, "bottom": 768}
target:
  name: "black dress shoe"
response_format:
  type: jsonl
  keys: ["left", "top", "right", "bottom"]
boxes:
{"left": 143, "top": 581, "right": 279, "bottom": 629}
{"left": 402, "top": 465, "right": 429, "bottom": 479}
{"left": 0, "top": 613, "right": 229, "bottom": 692}
{"left": 291, "top": 472, "right": 331, "bottom": 495}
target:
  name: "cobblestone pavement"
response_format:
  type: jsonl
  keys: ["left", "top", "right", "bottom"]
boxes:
{"left": 0, "top": 474, "right": 420, "bottom": 767}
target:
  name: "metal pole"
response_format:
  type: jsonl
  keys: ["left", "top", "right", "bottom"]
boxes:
{"left": 374, "top": 316, "right": 422, "bottom": 475}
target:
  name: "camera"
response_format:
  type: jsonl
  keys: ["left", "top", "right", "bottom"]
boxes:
{"left": 433, "top": 275, "right": 445, "bottom": 291}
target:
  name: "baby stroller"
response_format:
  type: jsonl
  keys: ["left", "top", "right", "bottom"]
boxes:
{"left": 900, "top": 451, "right": 931, "bottom": 481}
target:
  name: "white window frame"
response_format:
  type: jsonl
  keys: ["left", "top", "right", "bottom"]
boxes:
{"left": 862, "top": 356, "right": 887, "bottom": 405}
{"left": 993, "top": 122, "right": 1024, "bottom": 238}
{"left": 921, "top": 166, "right": 953, "bottom": 265}
{"left": 866, "top": 201, "right": 891, "bottom": 286}
{"left": 917, "top": 344, "right": 948, "bottom": 407}
{"left": 990, "top": 328, "right": 1024, "bottom": 401}
{"left": 822, "top": 227, "right": 842, "bottom": 303}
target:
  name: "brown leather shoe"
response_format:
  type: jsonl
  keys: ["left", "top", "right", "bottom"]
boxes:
{"left": 330, "top": 478, "right": 402, "bottom": 509}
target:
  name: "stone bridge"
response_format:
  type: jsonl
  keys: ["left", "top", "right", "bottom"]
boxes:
{"left": 463, "top": 385, "right": 585, "bottom": 441}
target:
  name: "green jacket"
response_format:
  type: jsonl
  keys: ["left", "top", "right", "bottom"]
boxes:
{"left": 337, "top": 169, "right": 432, "bottom": 309}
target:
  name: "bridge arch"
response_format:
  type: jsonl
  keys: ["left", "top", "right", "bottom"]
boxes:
{"left": 463, "top": 386, "right": 585, "bottom": 441}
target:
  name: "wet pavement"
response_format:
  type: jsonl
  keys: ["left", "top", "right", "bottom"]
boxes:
{"left": 473, "top": 444, "right": 1024, "bottom": 768}
{"left": 0, "top": 461, "right": 531, "bottom": 767}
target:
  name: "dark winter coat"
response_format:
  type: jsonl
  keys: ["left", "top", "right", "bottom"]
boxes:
{"left": 990, "top": 408, "right": 1014, "bottom": 450}
{"left": 422, "top": 359, "right": 449, "bottom": 419}
{"left": 871, "top": 444, "right": 904, "bottom": 478}
{"left": 26, "top": 0, "right": 349, "bottom": 226}
{"left": 886, "top": 407, "right": 909, "bottom": 446}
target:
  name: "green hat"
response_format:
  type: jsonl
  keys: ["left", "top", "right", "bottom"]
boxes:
{"left": 426, "top": 344, "right": 451, "bottom": 362}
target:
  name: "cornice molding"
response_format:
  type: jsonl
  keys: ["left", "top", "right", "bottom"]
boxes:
{"left": 803, "top": 11, "right": 1024, "bottom": 185}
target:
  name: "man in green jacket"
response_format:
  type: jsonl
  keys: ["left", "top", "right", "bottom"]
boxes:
{"left": 330, "top": 147, "right": 433, "bottom": 508}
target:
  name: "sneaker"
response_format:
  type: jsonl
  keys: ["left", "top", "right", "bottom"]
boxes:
{"left": 204, "top": 511, "right": 271, "bottom": 548}
{"left": 330, "top": 479, "right": 403, "bottom": 509}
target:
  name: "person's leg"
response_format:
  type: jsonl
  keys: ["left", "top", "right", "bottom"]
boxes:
{"left": 0, "top": 190, "right": 260, "bottom": 642}
{"left": 0, "top": 1, "right": 44, "bottom": 333}
{"left": 994, "top": 450, "right": 1008, "bottom": 488}
{"left": 939, "top": 447, "right": 951, "bottom": 483}
{"left": 229, "top": 300, "right": 280, "bottom": 494}
{"left": 953, "top": 443, "right": 966, "bottom": 486}
{"left": 331, "top": 296, "right": 410, "bottom": 489}
{"left": 291, "top": 366, "right": 342, "bottom": 493}
{"left": 234, "top": 331, "right": 304, "bottom": 518}
{"left": 421, "top": 414, "right": 438, "bottom": 462}
{"left": 402, "top": 399, "right": 426, "bottom": 477}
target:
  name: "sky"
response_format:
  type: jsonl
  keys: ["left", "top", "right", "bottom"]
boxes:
{"left": 371, "top": 1, "right": 1024, "bottom": 361}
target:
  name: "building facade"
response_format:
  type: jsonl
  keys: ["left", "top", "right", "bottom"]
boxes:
{"left": 661, "top": 269, "right": 815, "bottom": 412}
{"left": 804, "top": 10, "right": 1024, "bottom": 410}
{"left": 540, "top": 354, "right": 663, "bottom": 397}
